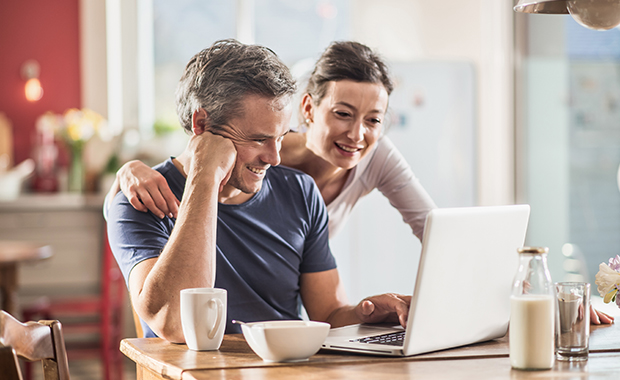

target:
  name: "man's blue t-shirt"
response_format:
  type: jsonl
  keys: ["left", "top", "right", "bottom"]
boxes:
{"left": 107, "top": 159, "right": 337, "bottom": 336}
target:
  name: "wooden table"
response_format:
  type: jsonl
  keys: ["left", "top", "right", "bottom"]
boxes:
{"left": 121, "top": 322, "right": 620, "bottom": 379}
{"left": 0, "top": 241, "right": 52, "bottom": 315}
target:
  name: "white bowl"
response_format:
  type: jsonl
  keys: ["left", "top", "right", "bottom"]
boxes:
{"left": 239, "top": 320, "right": 330, "bottom": 362}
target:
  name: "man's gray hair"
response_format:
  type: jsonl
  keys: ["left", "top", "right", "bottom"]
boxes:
{"left": 176, "top": 39, "right": 297, "bottom": 133}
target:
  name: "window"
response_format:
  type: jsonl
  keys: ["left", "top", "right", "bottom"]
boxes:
{"left": 152, "top": 0, "right": 237, "bottom": 132}
{"left": 150, "top": 0, "right": 351, "bottom": 138}
{"left": 517, "top": 15, "right": 620, "bottom": 283}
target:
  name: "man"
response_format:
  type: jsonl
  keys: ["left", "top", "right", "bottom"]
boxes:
{"left": 107, "top": 39, "right": 410, "bottom": 342}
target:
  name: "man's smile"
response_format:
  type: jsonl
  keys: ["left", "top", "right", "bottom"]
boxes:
{"left": 247, "top": 166, "right": 269, "bottom": 175}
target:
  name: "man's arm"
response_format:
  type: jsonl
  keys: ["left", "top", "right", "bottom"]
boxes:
{"left": 128, "top": 131, "right": 235, "bottom": 343}
{"left": 300, "top": 269, "right": 411, "bottom": 328}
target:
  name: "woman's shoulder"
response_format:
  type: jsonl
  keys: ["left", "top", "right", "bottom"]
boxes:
{"left": 355, "top": 136, "right": 399, "bottom": 173}
{"left": 280, "top": 132, "right": 307, "bottom": 168}
{"left": 365, "top": 136, "right": 408, "bottom": 168}
{"left": 373, "top": 136, "right": 398, "bottom": 155}
{"left": 352, "top": 136, "right": 416, "bottom": 190}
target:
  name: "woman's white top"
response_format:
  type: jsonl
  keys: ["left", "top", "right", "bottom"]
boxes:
{"left": 326, "top": 136, "right": 436, "bottom": 240}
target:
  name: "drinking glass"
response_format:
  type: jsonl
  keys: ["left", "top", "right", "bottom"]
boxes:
{"left": 555, "top": 282, "right": 590, "bottom": 361}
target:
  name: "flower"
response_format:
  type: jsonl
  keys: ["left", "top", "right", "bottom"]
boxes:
{"left": 35, "top": 111, "right": 63, "bottom": 136}
{"left": 608, "top": 255, "right": 620, "bottom": 271}
{"left": 34, "top": 108, "right": 111, "bottom": 193}
{"left": 595, "top": 256, "right": 620, "bottom": 308}
{"left": 61, "top": 108, "right": 106, "bottom": 145}
{"left": 36, "top": 108, "right": 108, "bottom": 148}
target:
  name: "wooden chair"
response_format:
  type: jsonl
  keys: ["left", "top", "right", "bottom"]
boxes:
{"left": 0, "top": 310, "right": 70, "bottom": 380}
{"left": 132, "top": 306, "right": 144, "bottom": 339}
{"left": 0, "top": 346, "right": 23, "bottom": 380}
{"left": 21, "top": 228, "right": 124, "bottom": 380}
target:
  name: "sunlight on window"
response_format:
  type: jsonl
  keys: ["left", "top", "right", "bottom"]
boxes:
{"left": 150, "top": 0, "right": 350, "bottom": 135}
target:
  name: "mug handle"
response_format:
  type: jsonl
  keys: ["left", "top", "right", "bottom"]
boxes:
{"left": 207, "top": 298, "right": 224, "bottom": 340}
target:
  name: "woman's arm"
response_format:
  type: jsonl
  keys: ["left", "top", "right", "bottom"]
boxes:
{"left": 106, "top": 160, "right": 180, "bottom": 219}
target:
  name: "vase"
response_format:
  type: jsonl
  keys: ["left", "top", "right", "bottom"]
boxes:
{"left": 68, "top": 143, "right": 85, "bottom": 193}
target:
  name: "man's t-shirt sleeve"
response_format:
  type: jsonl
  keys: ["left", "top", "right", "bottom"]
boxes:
{"left": 106, "top": 191, "right": 172, "bottom": 286}
{"left": 298, "top": 177, "right": 337, "bottom": 273}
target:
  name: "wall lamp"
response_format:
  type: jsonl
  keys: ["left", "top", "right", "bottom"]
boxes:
{"left": 514, "top": 0, "right": 620, "bottom": 30}
{"left": 21, "top": 59, "right": 43, "bottom": 102}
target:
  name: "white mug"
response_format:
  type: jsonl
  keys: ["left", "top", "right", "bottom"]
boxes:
{"left": 180, "top": 288, "right": 227, "bottom": 351}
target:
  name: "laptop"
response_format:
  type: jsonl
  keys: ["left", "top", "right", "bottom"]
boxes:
{"left": 322, "top": 204, "right": 531, "bottom": 356}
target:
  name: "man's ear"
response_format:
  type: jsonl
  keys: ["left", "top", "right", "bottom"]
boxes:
{"left": 301, "top": 94, "right": 314, "bottom": 124}
{"left": 192, "top": 108, "right": 208, "bottom": 135}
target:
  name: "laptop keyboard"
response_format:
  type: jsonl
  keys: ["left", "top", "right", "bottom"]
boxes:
{"left": 350, "top": 331, "right": 405, "bottom": 346}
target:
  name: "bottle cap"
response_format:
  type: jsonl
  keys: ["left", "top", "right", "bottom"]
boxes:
{"left": 517, "top": 246, "right": 549, "bottom": 254}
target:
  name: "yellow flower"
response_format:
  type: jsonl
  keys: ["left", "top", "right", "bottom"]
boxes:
{"left": 38, "top": 108, "right": 108, "bottom": 147}
{"left": 595, "top": 262, "right": 620, "bottom": 303}
{"left": 62, "top": 108, "right": 101, "bottom": 143}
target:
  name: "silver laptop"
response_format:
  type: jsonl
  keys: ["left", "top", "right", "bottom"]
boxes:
{"left": 322, "top": 204, "right": 530, "bottom": 356}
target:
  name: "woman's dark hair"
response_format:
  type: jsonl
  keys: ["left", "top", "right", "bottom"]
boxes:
{"left": 305, "top": 41, "right": 394, "bottom": 108}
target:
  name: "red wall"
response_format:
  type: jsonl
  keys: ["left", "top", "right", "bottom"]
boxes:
{"left": 0, "top": 0, "right": 81, "bottom": 165}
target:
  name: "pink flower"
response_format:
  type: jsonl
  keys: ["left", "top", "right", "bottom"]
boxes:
{"left": 609, "top": 255, "right": 620, "bottom": 271}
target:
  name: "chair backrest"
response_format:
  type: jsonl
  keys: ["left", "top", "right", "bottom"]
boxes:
{"left": 0, "top": 346, "right": 22, "bottom": 380}
{"left": 0, "top": 310, "right": 70, "bottom": 380}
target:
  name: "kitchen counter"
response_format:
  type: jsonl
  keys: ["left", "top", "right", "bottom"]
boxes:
{"left": 0, "top": 192, "right": 105, "bottom": 211}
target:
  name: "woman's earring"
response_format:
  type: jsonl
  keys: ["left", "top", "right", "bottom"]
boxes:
{"left": 305, "top": 118, "right": 311, "bottom": 125}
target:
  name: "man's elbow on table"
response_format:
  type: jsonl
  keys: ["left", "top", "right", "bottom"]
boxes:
{"left": 129, "top": 262, "right": 187, "bottom": 343}
{"left": 135, "top": 303, "right": 186, "bottom": 343}
{"left": 151, "top": 317, "right": 186, "bottom": 343}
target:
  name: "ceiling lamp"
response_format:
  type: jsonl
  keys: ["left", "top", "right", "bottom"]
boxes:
{"left": 21, "top": 60, "right": 43, "bottom": 102}
{"left": 514, "top": 0, "right": 620, "bottom": 31}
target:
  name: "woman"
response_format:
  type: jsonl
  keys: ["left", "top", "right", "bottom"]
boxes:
{"left": 107, "top": 41, "right": 614, "bottom": 324}
{"left": 107, "top": 41, "right": 435, "bottom": 241}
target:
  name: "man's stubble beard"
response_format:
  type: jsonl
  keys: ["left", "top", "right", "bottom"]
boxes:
{"left": 226, "top": 166, "right": 263, "bottom": 195}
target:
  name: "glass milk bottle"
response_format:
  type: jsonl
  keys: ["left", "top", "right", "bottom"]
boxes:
{"left": 509, "top": 247, "right": 555, "bottom": 370}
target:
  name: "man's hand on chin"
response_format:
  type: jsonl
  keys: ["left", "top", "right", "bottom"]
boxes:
{"left": 186, "top": 131, "right": 237, "bottom": 191}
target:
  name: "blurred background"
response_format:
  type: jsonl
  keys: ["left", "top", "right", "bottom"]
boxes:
{"left": 1, "top": 0, "right": 620, "bottom": 378}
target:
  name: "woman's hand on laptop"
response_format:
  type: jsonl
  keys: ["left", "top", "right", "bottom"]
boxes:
{"left": 354, "top": 293, "right": 411, "bottom": 328}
